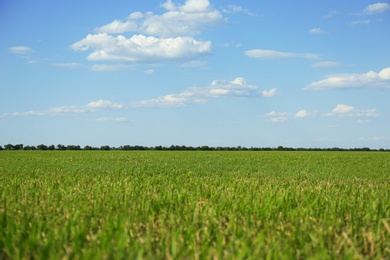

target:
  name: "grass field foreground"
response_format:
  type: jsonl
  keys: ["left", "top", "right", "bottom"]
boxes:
{"left": 1, "top": 151, "right": 390, "bottom": 259}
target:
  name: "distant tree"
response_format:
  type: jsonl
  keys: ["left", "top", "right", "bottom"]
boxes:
{"left": 0, "top": 145, "right": 3, "bottom": 150}
{"left": 13, "top": 144, "right": 23, "bottom": 150}
{"left": 84, "top": 145, "right": 93, "bottom": 150}
{"left": 37, "top": 144, "right": 48, "bottom": 150}
{"left": 100, "top": 145, "right": 111, "bottom": 151}
{"left": 23, "top": 145, "right": 36, "bottom": 150}
{"left": 4, "top": 144, "right": 15, "bottom": 150}
{"left": 67, "top": 145, "right": 81, "bottom": 150}
{"left": 154, "top": 145, "right": 163, "bottom": 150}
{"left": 48, "top": 145, "right": 55, "bottom": 150}
{"left": 57, "top": 144, "right": 66, "bottom": 150}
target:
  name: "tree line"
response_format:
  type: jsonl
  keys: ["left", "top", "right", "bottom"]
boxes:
{"left": 1, "top": 144, "right": 389, "bottom": 152}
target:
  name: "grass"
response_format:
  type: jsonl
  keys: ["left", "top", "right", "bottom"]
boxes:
{"left": 1, "top": 151, "right": 390, "bottom": 259}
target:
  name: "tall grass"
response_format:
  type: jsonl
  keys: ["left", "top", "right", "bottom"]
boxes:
{"left": 1, "top": 151, "right": 389, "bottom": 259}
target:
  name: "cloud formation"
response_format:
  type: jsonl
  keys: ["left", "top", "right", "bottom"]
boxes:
{"left": 311, "top": 61, "right": 341, "bottom": 68}
{"left": 9, "top": 46, "right": 33, "bottom": 54}
{"left": 96, "top": 0, "right": 225, "bottom": 37}
{"left": 71, "top": 34, "right": 212, "bottom": 62}
{"left": 264, "top": 105, "right": 377, "bottom": 123}
{"left": 304, "top": 67, "right": 390, "bottom": 90}
{"left": 1, "top": 100, "right": 125, "bottom": 118}
{"left": 265, "top": 111, "right": 290, "bottom": 123}
{"left": 294, "top": 109, "right": 310, "bottom": 118}
{"left": 71, "top": 0, "right": 224, "bottom": 63}
{"left": 222, "top": 5, "right": 257, "bottom": 16}
{"left": 364, "top": 3, "right": 390, "bottom": 14}
{"left": 324, "top": 104, "right": 379, "bottom": 118}
{"left": 86, "top": 100, "right": 124, "bottom": 109}
{"left": 132, "top": 77, "right": 259, "bottom": 107}
{"left": 245, "top": 49, "right": 318, "bottom": 60}
{"left": 262, "top": 88, "right": 277, "bottom": 97}
{"left": 309, "top": 28, "right": 327, "bottom": 34}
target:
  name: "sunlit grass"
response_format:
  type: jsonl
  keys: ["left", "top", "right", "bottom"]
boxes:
{"left": 1, "top": 151, "right": 389, "bottom": 258}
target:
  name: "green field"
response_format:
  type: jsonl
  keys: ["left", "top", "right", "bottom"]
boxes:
{"left": 1, "top": 151, "right": 389, "bottom": 259}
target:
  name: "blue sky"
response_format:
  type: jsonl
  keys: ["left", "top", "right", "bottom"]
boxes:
{"left": 1, "top": 0, "right": 390, "bottom": 148}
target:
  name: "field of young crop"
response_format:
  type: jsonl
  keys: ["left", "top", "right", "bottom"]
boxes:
{"left": 1, "top": 151, "right": 389, "bottom": 259}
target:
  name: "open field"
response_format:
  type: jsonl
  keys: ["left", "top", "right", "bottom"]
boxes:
{"left": 1, "top": 151, "right": 389, "bottom": 259}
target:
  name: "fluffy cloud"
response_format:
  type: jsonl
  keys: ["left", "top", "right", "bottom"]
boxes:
{"left": 304, "top": 67, "right": 390, "bottom": 90}
{"left": 265, "top": 109, "right": 315, "bottom": 122}
{"left": 309, "top": 28, "right": 327, "bottom": 34}
{"left": 86, "top": 100, "right": 124, "bottom": 109}
{"left": 332, "top": 104, "right": 354, "bottom": 114}
{"left": 262, "top": 88, "right": 277, "bottom": 97}
{"left": 364, "top": 3, "right": 390, "bottom": 14}
{"left": 48, "top": 106, "right": 87, "bottom": 114}
{"left": 245, "top": 49, "right": 318, "bottom": 60}
{"left": 9, "top": 46, "right": 33, "bottom": 54}
{"left": 208, "top": 77, "right": 258, "bottom": 97}
{"left": 294, "top": 109, "right": 309, "bottom": 118}
{"left": 132, "top": 77, "right": 258, "bottom": 107}
{"left": 71, "top": 34, "right": 212, "bottom": 62}
{"left": 265, "top": 111, "right": 290, "bottom": 123}
{"left": 324, "top": 104, "right": 379, "bottom": 118}
{"left": 95, "top": 0, "right": 225, "bottom": 37}
{"left": 71, "top": 0, "right": 225, "bottom": 64}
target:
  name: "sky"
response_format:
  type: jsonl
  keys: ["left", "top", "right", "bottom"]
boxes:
{"left": 1, "top": 0, "right": 390, "bottom": 149}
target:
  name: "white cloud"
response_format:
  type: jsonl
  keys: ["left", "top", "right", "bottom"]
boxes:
{"left": 48, "top": 106, "right": 88, "bottom": 114}
{"left": 9, "top": 46, "right": 33, "bottom": 54}
{"left": 332, "top": 104, "right": 354, "bottom": 114}
{"left": 309, "top": 28, "right": 327, "bottom": 34}
{"left": 265, "top": 111, "right": 290, "bottom": 123}
{"left": 10, "top": 111, "right": 45, "bottom": 117}
{"left": 222, "top": 5, "right": 257, "bottom": 16}
{"left": 132, "top": 77, "right": 258, "bottom": 107}
{"left": 324, "top": 104, "right": 379, "bottom": 118}
{"left": 208, "top": 77, "right": 258, "bottom": 97}
{"left": 143, "top": 69, "right": 155, "bottom": 74}
{"left": 304, "top": 67, "right": 390, "bottom": 90}
{"left": 72, "top": 34, "right": 212, "bottom": 62}
{"left": 72, "top": 0, "right": 225, "bottom": 64}
{"left": 262, "top": 88, "right": 277, "bottom": 97}
{"left": 2, "top": 99, "right": 126, "bottom": 119}
{"left": 294, "top": 109, "right": 309, "bottom": 118}
{"left": 94, "top": 0, "right": 225, "bottom": 37}
{"left": 245, "top": 49, "right": 318, "bottom": 60}
{"left": 311, "top": 61, "right": 341, "bottom": 68}
{"left": 86, "top": 100, "right": 124, "bottom": 109}
{"left": 364, "top": 3, "right": 390, "bottom": 14}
